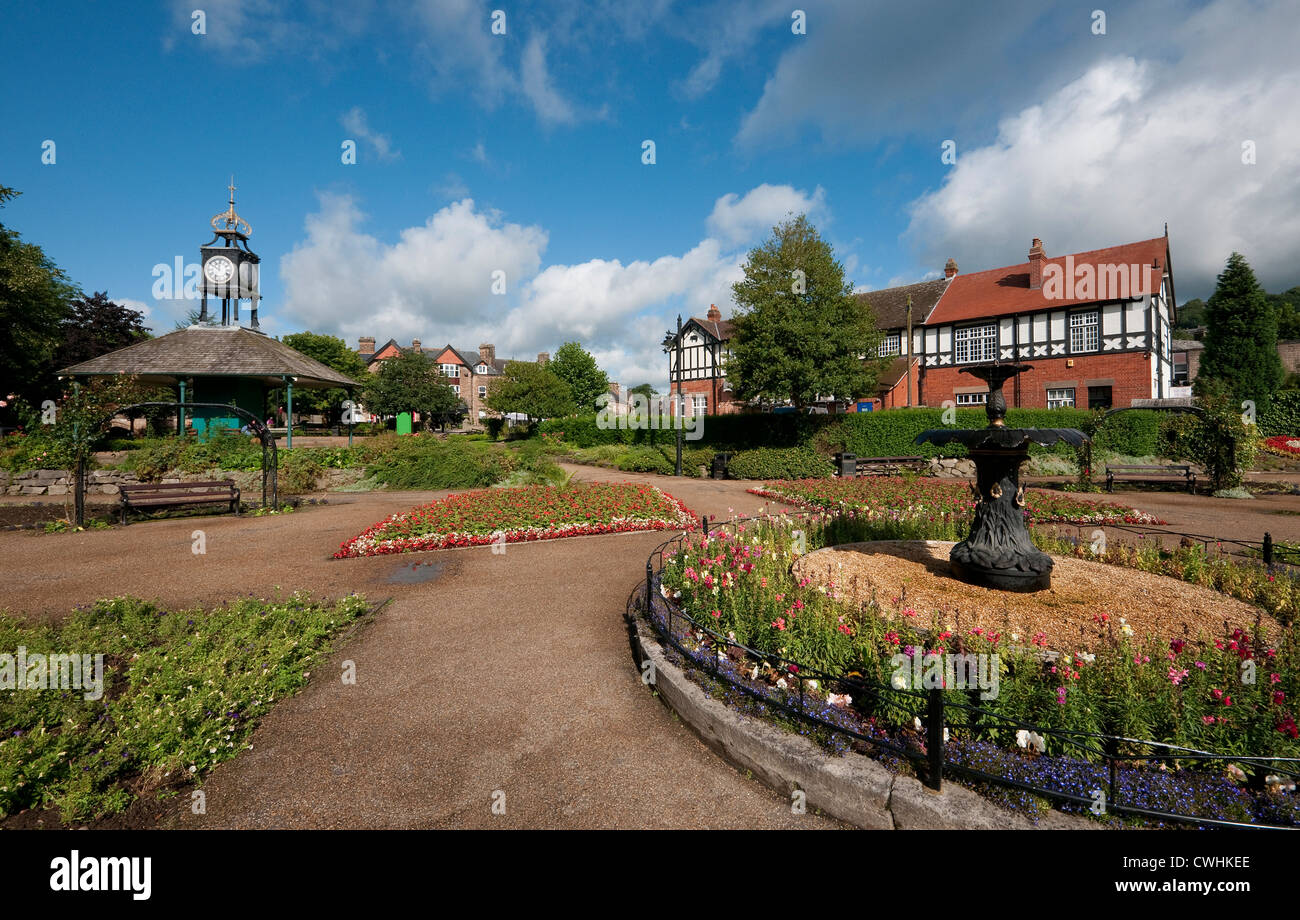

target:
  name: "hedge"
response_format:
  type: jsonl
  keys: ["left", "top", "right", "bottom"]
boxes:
{"left": 1260, "top": 391, "right": 1300, "bottom": 437}
{"left": 539, "top": 408, "right": 1167, "bottom": 459}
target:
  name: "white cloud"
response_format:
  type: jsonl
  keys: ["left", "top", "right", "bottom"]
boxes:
{"left": 340, "top": 107, "right": 400, "bottom": 162}
{"left": 520, "top": 35, "right": 578, "bottom": 127}
{"left": 705, "top": 183, "right": 827, "bottom": 247}
{"left": 278, "top": 194, "right": 547, "bottom": 346}
{"left": 114, "top": 297, "right": 152, "bottom": 321}
{"left": 903, "top": 51, "right": 1300, "bottom": 295}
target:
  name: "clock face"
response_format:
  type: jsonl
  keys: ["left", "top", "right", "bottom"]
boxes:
{"left": 204, "top": 255, "right": 235, "bottom": 284}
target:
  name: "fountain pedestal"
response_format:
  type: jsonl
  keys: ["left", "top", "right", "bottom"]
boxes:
{"left": 916, "top": 362, "right": 1087, "bottom": 593}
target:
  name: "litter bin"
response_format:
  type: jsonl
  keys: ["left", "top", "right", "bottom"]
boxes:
{"left": 834, "top": 452, "right": 856, "bottom": 477}
{"left": 711, "top": 452, "right": 733, "bottom": 480}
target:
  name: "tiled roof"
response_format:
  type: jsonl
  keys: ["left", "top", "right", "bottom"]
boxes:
{"left": 927, "top": 236, "right": 1169, "bottom": 325}
{"left": 854, "top": 277, "right": 950, "bottom": 330}
{"left": 687, "top": 317, "right": 735, "bottom": 341}
{"left": 60, "top": 326, "right": 359, "bottom": 389}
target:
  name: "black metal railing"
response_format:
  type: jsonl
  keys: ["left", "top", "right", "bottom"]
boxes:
{"left": 634, "top": 510, "right": 1300, "bottom": 830}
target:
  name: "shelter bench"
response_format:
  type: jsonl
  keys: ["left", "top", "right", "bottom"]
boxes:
{"left": 1105, "top": 464, "right": 1196, "bottom": 494}
{"left": 855, "top": 455, "right": 927, "bottom": 475}
{"left": 119, "top": 480, "right": 241, "bottom": 525}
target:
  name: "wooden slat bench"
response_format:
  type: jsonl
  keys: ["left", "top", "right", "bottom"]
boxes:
{"left": 119, "top": 480, "right": 241, "bottom": 525}
{"left": 855, "top": 455, "right": 927, "bottom": 475}
{"left": 1106, "top": 464, "right": 1196, "bottom": 494}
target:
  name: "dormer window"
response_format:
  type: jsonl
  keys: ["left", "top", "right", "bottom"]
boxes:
{"left": 477, "top": 364, "right": 488, "bottom": 373}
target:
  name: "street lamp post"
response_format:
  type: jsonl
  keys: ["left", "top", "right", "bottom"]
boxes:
{"left": 675, "top": 314, "right": 683, "bottom": 476}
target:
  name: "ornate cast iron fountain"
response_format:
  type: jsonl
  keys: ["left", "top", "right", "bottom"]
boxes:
{"left": 915, "top": 363, "right": 1088, "bottom": 592}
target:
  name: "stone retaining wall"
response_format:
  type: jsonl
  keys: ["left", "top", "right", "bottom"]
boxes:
{"left": 2, "top": 468, "right": 363, "bottom": 496}
{"left": 927, "top": 457, "right": 976, "bottom": 479}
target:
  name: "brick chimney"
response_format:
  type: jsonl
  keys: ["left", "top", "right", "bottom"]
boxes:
{"left": 608, "top": 382, "right": 621, "bottom": 404}
{"left": 1028, "top": 238, "right": 1046, "bottom": 290}
{"left": 706, "top": 303, "right": 721, "bottom": 321}
{"left": 479, "top": 343, "right": 495, "bottom": 364}
{"left": 537, "top": 352, "right": 549, "bottom": 365}
{"left": 944, "top": 258, "right": 958, "bottom": 279}
{"left": 411, "top": 338, "right": 422, "bottom": 353}
{"left": 359, "top": 336, "right": 375, "bottom": 357}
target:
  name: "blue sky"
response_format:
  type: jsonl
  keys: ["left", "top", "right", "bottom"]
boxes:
{"left": 2, "top": 0, "right": 1297, "bottom": 387}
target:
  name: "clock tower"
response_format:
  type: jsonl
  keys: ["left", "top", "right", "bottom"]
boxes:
{"left": 198, "top": 178, "right": 262, "bottom": 330}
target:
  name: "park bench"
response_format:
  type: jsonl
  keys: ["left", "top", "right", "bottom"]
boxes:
{"left": 855, "top": 455, "right": 927, "bottom": 476}
{"left": 119, "top": 480, "right": 241, "bottom": 525}
{"left": 1105, "top": 464, "right": 1196, "bottom": 494}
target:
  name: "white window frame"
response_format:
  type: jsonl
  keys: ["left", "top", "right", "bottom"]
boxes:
{"left": 1070, "top": 311, "right": 1099, "bottom": 353}
{"left": 440, "top": 363, "right": 460, "bottom": 378}
{"left": 477, "top": 385, "right": 487, "bottom": 398}
{"left": 878, "top": 332, "right": 901, "bottom": 357}
{"left": 477, "top": 364, "right": 488, "bottom": 373}
{"left": 955, "top": 392, "right": 987, "bottom": 406}
{"left": 954, "top": 323, "right": 997, "bottom": 364}
{"left": 1046, "top": 387, "right": 1075, "bottom": 409}
{"left": 691, "top": 395, "right": 707, "bottom": 415}
{"left": 450, "top": 384, "right": 460, "bottom": 396}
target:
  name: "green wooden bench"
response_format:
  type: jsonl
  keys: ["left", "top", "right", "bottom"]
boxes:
{"left": 119, "top": 480, "right": 241, "bottom": 525}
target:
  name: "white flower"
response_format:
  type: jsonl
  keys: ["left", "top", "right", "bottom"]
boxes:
{"left": 776, "top": 678, "right": 788, "bottom": 690}
{"left": 749, "top": 665, "right": 760, "bottom": 681}
{"left": 1078, "top": 652, "right": 1096, "bottom": 663}
{"left": 891, "top": 672, "right": 907, "bottom": 690}
{"left": 1029, "top": 732, "right": 1046, "bottom": 753}
{"left": 943, "top": 727, "right": 949, "bottom": 743}
{"left": 913, "top": 717, "right": 922, "bottom": 732}
{"left": 1016, "top": 729, "right": 1030, "bottom": 749}
{"left": 1121, "top": 624, "right": 1134, "bottom": 638}
{"left": 827, "top": 693, "right": 852, "bottom": 707}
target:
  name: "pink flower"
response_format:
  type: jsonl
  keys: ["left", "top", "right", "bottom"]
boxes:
{"left": 1168, "top": 667, "right": 1189, "bottom": 685}
{"left": 710, "top": 609, "right": 721, "bottom": 618}
{"left": 1056, "top": 687, "right": 1067, "bottom": 705}
{"left": 771, "top": 617, "right": 786, "bottom": 631}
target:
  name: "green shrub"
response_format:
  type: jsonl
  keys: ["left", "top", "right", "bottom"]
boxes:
{"left": 364, "top": 438, "right": 513, "bottom": 490}
{"left": 725, "top": 447, "right": 833, "bottom": 480}
{"left": 1260, "top": 391, "right": 1300, "bottom": 437}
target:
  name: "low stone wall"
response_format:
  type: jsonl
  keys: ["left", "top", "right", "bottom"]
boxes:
{"left": 927, "top": 457, "right": 976, "bottom": 479}
{"left": 2, "top": 467, "right": 364, "bottom": 496}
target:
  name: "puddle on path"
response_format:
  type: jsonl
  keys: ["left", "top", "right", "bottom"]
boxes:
{"left": 387, "top": 559, "right": 445, "bottom": 584}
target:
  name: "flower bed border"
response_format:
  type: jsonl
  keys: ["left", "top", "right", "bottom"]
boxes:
{"left": 333, "top": 483, "right": 697, "bottom": 558}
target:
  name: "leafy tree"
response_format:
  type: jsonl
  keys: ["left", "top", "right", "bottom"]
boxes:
{"left": 53, "top": 292, "right": 150, "bottom": 369}
{"left": 1268, "top": 287, "right": 1300, "bottom": 341}
{"left": 361, "top": 350, "right": 462, "bottom": 430}
{"left": 1197, "top": 252, "right": 1283, "bottom": 411}
{"left": 276, "top": 331, "right": 368, "bottom": 416}
{"left": 0, "top": 186, "right": 79, "bottom": 405}
{"left": 628, "top": 382, "right": 658, "bottom": 399}
{"left": 485, "top": 360, "right": 575, "bottom": 424}
{"left": 547, "top": 341, "right": 610, "bottom": 411}
{"left": 727, "top": 214, "right": 879, "bottom": 409}
{"left": 1173, "top": 297, "right": 1207, "bottom": 330}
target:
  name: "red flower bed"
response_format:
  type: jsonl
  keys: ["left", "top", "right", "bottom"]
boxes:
{"left": 334, "top": 482, "right": 696, "bottom": 558}
{"left": 747, "top": 477, "right": 1166, "bottom": 526}
{"left": 1262, "top": 435, "right": 1300, "bottom": 457}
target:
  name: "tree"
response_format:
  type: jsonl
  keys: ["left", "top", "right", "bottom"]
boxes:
{"left": 1197, "top": 252, "right": 1283, "bottom": 411}
{"left": 361, "top": 350, "right": 462, "bottom": 430}
{"left": 1173, "top": 297, "right": 1207, "bottom": 331}
{"left": 53, "top": 292, "right": 150, "bottom": 369}
{"left": 278, "top": 331, "right": 368, "bottom": 416}
{"left": 1268, "top": 286, "right": 1300, "bottom": 341}
{"left": 485, "top": 360, "right": 575, "bottom": 424}
{"left": 727, "top": 214, "right": 879, "bottom": 409}
{"left": 627, "top": 382, "right": 658, "bottom": 399}
{"left": 548, "top": 341, "right": 610, "bottom": 411}
{"left": 0, "top": 186, "right": 79, "bottom": 405}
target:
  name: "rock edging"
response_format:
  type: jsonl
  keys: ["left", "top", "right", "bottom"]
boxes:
{"left": 631, "top": 609, "right": 1093, "bottom": 830}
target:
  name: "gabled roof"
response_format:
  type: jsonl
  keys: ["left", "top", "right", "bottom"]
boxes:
{"left": 876, "top": 356, "right": 916, "bottom": 392}
{"left": 928, "top": 236, "right": 1170, "bottom": 325}
{"left": 855, "top": 276, "right": 950, "bottom": 330}
{"left": 60, "top": 326, "right": 358, "bottom": 389}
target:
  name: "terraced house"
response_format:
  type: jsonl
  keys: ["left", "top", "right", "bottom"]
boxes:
{"left": 669, "top": 231, "right": 1178, "bottom": 413}
{"left": 357, "top": 337, "right": 549, "bottom": 428}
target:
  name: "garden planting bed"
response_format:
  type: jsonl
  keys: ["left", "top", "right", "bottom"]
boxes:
{"left": 749, "top": 477, "right": 1166, "bottom": 526}
{"left": 793, "top": 540, "right": 1275, "bottom": 651}
{"left": 333, "top": 481, "right": 696, "bottom": 558}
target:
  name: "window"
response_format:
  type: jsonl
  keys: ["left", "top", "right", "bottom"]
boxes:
{"left": 1070, "top": 311, "right": 1099, "bottom": 353}
{"left": 450, "top": 384, "right": 460, "bottom": 395}
{"left": 1087, "top": 386, "right": 1112, "bottom": 409}
{"left": 955, "top": 392, "right": 987, "bottom": 406}
{"left": 440, "top": 363, "right": 460, "bottom": 378}
{"left": 878, "top": 332, "right": 901, "bottom": 357}
{"left": 477, "top": 364, "right": 488, "bottom": 373}
{"left": 691, "top": 395, "right": 707, "bottom": 415}
{"left": 1173, "top": 353, "right": 1189, "bottom": 386}
{"left": 954, "top": 323, "right": 997, "bottom": 363}
{"left": 477, "top": 385, "right": 486, "bottom": 398}
{"left": 1047, "top": 387, "right": 1075, "bottom": 409}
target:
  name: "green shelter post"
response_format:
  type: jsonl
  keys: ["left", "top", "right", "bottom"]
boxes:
{"left": 178, "top": 379, "right": 187, "bottom": 436}
{"left": 284, "top": 376, "right": 294, "bottom": 449}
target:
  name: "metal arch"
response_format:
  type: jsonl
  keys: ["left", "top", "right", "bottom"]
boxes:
{"left": 1081, "top": 403, "right": 1208, "bottom": 486}
{"left": 77, "top": 401, "right": 279, "bottom": 526}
